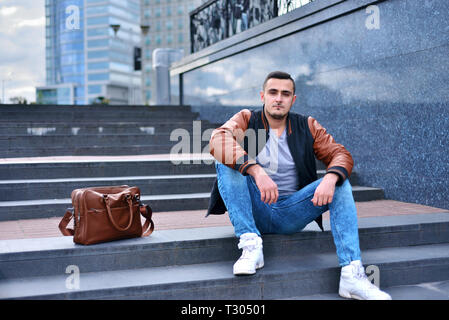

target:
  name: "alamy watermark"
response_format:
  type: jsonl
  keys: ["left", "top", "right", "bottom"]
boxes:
{"left": 169, "top": 121, "right": 280, "bottom": 172}
{"left": 365, "top": 5, "right": 380, "bottom": 30}
{"left": 65, "top": 5, "right": 80, "bottom": 30}
{"left": 366, "top": 264, "right": 380, "bottom": 287}
{"left": 65, "top": 264, "right": 80, "bottom": 290}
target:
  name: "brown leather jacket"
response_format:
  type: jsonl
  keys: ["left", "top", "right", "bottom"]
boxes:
{"left": 207, "top": 108, "right": 354, "bottom": 230}
{"left": 209, "top": 108, "right": 353, "bottom": 179}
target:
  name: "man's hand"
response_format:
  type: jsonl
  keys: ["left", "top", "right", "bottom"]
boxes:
{"left": 311, "top": 173, "right": 339, "bottom": 206}
{"left": 247, "top": 164, "right": 278, "bottom": 205}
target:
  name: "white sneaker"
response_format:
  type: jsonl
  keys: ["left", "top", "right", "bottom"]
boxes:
{"left": 339, "top": 260, "right": 392, "bottom": 300}
{"left": 233, "top": 233, "right": 264, "bottom": 275}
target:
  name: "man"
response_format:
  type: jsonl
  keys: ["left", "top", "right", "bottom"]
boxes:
{"left": 207, "top": 71, "right": 391, "bottom": 300}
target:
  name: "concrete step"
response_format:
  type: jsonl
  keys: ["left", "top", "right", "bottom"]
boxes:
{"left": 2, "top": 243, "right": 446, "bottom": 300}
{"left": 0, "top": 170, "right": 360, "bottom": 201}
{"left": 0, "top": 133, "right": 212, "bottom": 148}
{"left": 1, "top": 213, "right": 449, "bottom": 299}
{"left": 0, "top": 105, "right": 200, "bottom": 122}
{"left": 0, "top": 113, "right": 199, "bottom": 123}
{"left": 286, "top": 280, "right": 449, "bottom": 300}
{"left": 0, "top": 185, "right": 382, "bottom": 221}
{"left": 0, "top": 192, "right": 211, "bottom": 221}
{"left": 0, "top": 174, "right": 217, "bottom": 201}
{"left": 0, "top": 159, "right": 335, "bottom": 181}
{"left": 0, "top": 104, "right": 195, "bottom": 113}
{"left": 0, "top": 121, "right": 218, "bottom": 135}
{"left": 0, "top": 144, "right": 211, "bottom": 158}
{"left": 0, "top": 158, "right": 216, "bottom": 180}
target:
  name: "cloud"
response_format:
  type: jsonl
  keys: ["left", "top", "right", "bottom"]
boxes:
{"left": 14, "top": 17, "right": 45, "bottom": 28}
{"left": 0, "top": 0, "right": 45, "bottom": 103}
{"left": 0, "top": 6, "right": 18, "bottom": 16}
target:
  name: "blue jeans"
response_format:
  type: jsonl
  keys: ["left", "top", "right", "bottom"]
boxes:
{"left": 215, "top": 162, "right": 361, "bottom": 266}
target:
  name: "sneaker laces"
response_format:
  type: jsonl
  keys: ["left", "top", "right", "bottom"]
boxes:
{"left": 353, "top": 264, "right": 368, "bottom": 279}
{"left": 353, "top": 264, "right": 379, "bottom": 291}
{"left": 238, "top": 238, "right": 259, "bottom": 250}
{"left": 237, "top": 237, "right": 261, "bottom": 261}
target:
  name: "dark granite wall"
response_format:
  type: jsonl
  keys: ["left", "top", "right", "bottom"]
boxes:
{"left": 172, "top": 0, "right": 449, "bottom": 209}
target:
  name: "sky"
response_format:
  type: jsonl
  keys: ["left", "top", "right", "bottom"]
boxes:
{"left": 0, "top": 0, "right": 45, "bottom": 103}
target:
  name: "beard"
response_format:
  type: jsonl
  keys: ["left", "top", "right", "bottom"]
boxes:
{"left": 266, "top": 107, "right": 289, "bottom": 120}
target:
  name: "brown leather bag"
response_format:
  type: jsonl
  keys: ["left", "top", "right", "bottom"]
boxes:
{"left": 59, "top": 185, "right": 154, "bottom": 245}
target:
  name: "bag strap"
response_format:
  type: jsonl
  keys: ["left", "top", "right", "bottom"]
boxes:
{"left": 139, "top": 204, "right": 154, "bottom": 237}
{"left": 59, "top": 203, "right": 154, "bottom": 237}
{"left": 59, "top": 208, "right": 75, "bottom": 236}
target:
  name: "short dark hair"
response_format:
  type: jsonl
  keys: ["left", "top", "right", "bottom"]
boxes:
{"left": 263, "top": 71, "right": 296, "bottom": 94}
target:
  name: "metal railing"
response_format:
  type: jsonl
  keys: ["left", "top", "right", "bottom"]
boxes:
{"left": 190, "top": 0, "right": 314, "bottom": 53}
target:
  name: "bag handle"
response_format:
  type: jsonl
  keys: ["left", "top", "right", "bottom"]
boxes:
{"left": 104, "top": 194, "right": 134, "bottom": 232}
{"left": 58, "top": 208, "right": 75, "bottom": 236}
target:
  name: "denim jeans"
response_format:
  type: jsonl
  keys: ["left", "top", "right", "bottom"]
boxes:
{"left": 215, "top": 162, "right": 361, "bottom": 266}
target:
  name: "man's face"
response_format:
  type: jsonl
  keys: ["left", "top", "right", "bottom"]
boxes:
{"left": 260, "top": 78, "right": 296, "bottom": 120}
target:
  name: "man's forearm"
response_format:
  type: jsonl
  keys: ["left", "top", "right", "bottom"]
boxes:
{"left": 323, "top": 172, "right": 340, "bottom": 185}
{"left": 246, "top": 164, "right": 265, "bottom": 178}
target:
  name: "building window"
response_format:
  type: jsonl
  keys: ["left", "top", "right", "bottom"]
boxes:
{"left": 88, "top": 61, "right": 109, "bottom": 70}
{"left": 88, "top": 85, "right": 102, "bottom": 94}
{"left": 87, "top": 16, "right": 109, "bottom": 26}
{"left": 88, "top": 73, "right": 109, "bottom": 81}
{"left": 87, "top": 50, "right": 108, "bottom": 59}
{"left": 87, "top": 39, "right": 109, "bottom": 48}
{"left": 166, "top": 20, "right": 172, "bottom": 31}
{"left": 87, "top": 28, "right": 109, "bottom": 37}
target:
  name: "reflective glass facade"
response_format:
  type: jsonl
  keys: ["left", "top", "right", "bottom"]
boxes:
{"left": 174, "top": 0, "right": 449, "bottom": 210}
{"left": 42, "top": 0, "right": 141, "bottom": 105}
{"left": 45, "top": 0, "right": 85, "bottom": 104}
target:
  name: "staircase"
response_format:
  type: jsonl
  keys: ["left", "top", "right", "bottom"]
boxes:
{"left": 1, "top": 104, "right": 448, "bottom": 300}
{"left": 0, "top": 104, "right": 213, "bottom": 157}
{"left": 1, "top": 213, "right": 449, "bottom": 299}
{"left": 0, "top": 104, "right": 383, "bottom": 221}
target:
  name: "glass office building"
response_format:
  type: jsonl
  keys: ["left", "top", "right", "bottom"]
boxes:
{"left": 38, "top": 0, "right": 141, "bottom": 105}
{"left": 141, "top": 0, "right": 207, "bottom": 105}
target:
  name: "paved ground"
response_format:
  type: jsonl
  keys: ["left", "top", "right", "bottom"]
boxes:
{"left": 1, "top": 200, "right": 447, "bottom": 240}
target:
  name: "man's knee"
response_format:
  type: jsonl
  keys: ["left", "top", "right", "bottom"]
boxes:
{"left": 216, "top": 162, "right": 246, "bottom": 182}
{"left": 334, "top": 178, "right": 354, "bottom": 199}
{"left": 338, "top": 178, "right": 352, "bottom": 190}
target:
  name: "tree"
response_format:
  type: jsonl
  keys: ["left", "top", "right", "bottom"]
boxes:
{"left": 92, "top": 96, "right": 110, "bottom": 105}
{"left": 10, "top": 96, "right": 28, "bottom": 104}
